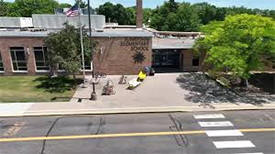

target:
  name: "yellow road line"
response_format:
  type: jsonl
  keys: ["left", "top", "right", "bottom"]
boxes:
{"left": 0, "top": 128, "right": 274, "bottom": 143}
{"left": 239, "top": 128, "right": 275, "bottom": 132}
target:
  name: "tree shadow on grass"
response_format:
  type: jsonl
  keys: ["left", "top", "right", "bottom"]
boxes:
{"left": 34, "top": 76, "right": 82, "bottom": 93}
{"left": 176, "top": 73, "right": 275, "bottom": 105}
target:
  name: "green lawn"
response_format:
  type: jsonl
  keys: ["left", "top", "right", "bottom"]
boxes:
{"left": 0, "top": 76, "right": 80, "bottom": 102}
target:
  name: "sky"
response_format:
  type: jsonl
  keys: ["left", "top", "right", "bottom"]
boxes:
{"left": 4, "top": 0, "right": 275, "bottom": 10}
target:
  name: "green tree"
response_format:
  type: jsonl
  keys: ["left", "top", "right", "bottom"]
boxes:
{"left": 0, "top": 0, "right": 10, "bottom": 16}
{"left": 149, "top": 0, "right": 179, "bottom": 30}
{"left": 143, "top": 8, "right": 152, "bottom": 25}
{"left": 168, "top": 3, "right": 201, "bottom": 31}
{"left": 44, "top": 23, "right": 96, "bottom": 78}
{"left": 75, "top": 0, "right": 87, "bottom": 8}
{"left": 194, "top": 14, "right": 275, "bottom": 85}
{"left": 97, "top": 2, "right": 135, "bottom": 25}
{"left": 97, "top": 2, "right": 114, "bottom": 23}
{"left": 193, "top": 2, "right": 217, "bottom": 25}
{"left": 113, "top": 4, "right": 130, "bottom": 25}
{"left": 126, "top": 7, "right": 136, "bottom": 25}
{"left": 58, "top": 3, "right": 71, "bottom": 8}
{"left": 8, "top": 0, "right": 59, "bottom": 17}
{"left": 215, "top": 7, "right": 227, "bottom": 21}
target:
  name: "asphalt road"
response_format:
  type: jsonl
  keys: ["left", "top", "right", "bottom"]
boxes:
{"left": 0, "top": 110, "right": 274, "bottom": 154}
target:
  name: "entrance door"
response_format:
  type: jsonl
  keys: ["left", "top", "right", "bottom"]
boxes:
{"left": 152, "top": 49, "right": 181, "bottom": 72}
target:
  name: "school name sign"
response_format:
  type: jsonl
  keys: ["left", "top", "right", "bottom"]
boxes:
{"left": 120, "top": 38, "right": 150, "bottom": 51}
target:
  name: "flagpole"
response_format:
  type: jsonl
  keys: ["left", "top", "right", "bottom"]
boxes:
{"left": 78, "top": 3, "right": 86, "bottom": 88}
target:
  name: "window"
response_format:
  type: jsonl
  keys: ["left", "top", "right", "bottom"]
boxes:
{"left": 0, "top": 53, "right": 4, "bottom": 71}
{"left": 34, "top": 47, "right": 49, "bottom": 71}
{"left": 10, "top": 47, "right": 27, "bottom": 71}
{"left": 192, "top": 57, "right": 200, "bottom": 66}
{"left": 84, "top": 59, "right": 92, "bottom": 70}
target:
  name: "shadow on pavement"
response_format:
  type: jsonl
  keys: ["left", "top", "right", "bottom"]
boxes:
{"left": 176, "top": 73, "right": 275, "bottom": 105}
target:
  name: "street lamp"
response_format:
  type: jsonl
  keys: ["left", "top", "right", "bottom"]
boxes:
{"left": 87, "top": 0, "right": 97, "bottom": 100}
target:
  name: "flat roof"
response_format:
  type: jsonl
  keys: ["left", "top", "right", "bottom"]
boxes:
{"left": 152, "top": 38, "right": 195, "bottom": 49}
{"left": 91, "top": 29, "right": 152, "bottom": 38}
{"left": 0, "top": 29, "right": 153, "bottom": 38}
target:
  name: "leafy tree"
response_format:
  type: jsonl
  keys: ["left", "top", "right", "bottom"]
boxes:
{"left": 97, "top": 2, "right": 135, "bottom": 25}
{"left": 126, "top": 7, "right": 136, "bottom": 25}
{"left": 215, "top": 7, "right": 227, "bottom": 21}
{"left": 44, "top": 23, "right": 96, "bottom": 78}
{"left": 75, "top": 0, "right": 87, "bottom": 8}
{"left": 149, "top": 0, "right": 179, "bottom": 30}
{"left": 113, "top": 4, "right": 130, "bottom": 25}
{"left": 97, "top": 2, "right": 114, "bottom": 23}
{"left": 0, "top": 0, "right": 10, "bottom": 16}
{"left": 167, "top": 3, "right": 201, "bottom": 31}
{"left": 143, "top": 8, "right": 152, "bottom": 25}
{"left": 58, "top": 3, "right": 71, "bottom": 8}
{"left": 194, "top": 14, "right": 275, "bottom": 85}
{"left": 193, "top": 2, "right": 217, "bottom": 25}
{"left": 8, "top": 0, "right": 59, "bottom": 17}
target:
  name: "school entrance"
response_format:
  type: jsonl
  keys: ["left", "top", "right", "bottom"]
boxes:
{"left": 152, "top": 49, "right": 182, "bottom": 73}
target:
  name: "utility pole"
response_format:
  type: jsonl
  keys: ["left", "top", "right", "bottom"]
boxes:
{"left": 87, "top": 0, "right": 97, "bottom": 100}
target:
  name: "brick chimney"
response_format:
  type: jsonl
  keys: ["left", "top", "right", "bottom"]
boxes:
{"left": 136, "top": 0, "right": 143, "bottom": 29}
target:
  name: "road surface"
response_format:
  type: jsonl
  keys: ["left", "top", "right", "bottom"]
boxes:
{"left": 0, "top": 110, "right": 274, "bottom": 154}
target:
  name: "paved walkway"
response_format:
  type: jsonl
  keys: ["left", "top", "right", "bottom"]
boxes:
{"left": 0, "top": 73, "right": 274, "bottom": 117}
{"left": 73, "top": 73, "right": 193, "bottom": 108}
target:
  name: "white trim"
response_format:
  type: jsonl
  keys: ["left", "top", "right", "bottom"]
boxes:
{"left": 36, "top": 70, "right": 50, "bottom": 73}
{"left": 80, "top": 70, "right": 93, "bottom": 72}
{"left": 0, "top": 71, "right": 4, "bottom": 73}
{"left": 57, "top": 70, "right": 66, "bottom": 72}
{"left": 10, "top": 47, "right": 28, "bottom": 72}
{"left": 12, "top": 70, "right": 28, "bottom": 73}
{"left": 33, "top": 46, "right": 51, "bottom": 73}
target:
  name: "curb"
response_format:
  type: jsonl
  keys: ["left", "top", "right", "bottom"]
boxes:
{"left": 1, "top": 104, "right": 275, "bottom": 118}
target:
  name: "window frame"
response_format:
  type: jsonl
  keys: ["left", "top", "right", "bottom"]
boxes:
{"left": 34, "top": 47, "right": 50, "bottom": 72}
{"left": 10, "top": 47, "right": 28, "bottom": 72}
{"left": 0, "top": 52, "right": 4, "bottom": 72}
{"left": 80, "top": 61, "right": 93, "bottom": 72}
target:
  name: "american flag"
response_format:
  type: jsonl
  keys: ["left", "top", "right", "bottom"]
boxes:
{"left": 65, "top": 4, "right": 80, "bottom": 17}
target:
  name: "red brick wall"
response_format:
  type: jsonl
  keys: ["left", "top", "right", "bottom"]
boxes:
{"left": 93, "top": 37, "right": 152, "bottom": 75}
{"left": 0, "top": 37, "right": 44, "bottom": 75}
{"left": 0, "top": 37, "right": 152, "bottom": 75}
{"left": 181, "top": 49, "right": 199, "bottom": 72}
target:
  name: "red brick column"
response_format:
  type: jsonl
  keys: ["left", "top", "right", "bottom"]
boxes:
{"left": 26, "top": 47, "right": 36, "bottom": 75}
{"left": 0, "top": 42, "right": 13, "bottom": 75}
{"left": 136, "top": 0, "right": 143, "bottom": 28}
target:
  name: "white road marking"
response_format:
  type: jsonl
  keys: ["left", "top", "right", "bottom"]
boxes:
{"left": 198, "top": 121, "right": 234, "bottom": 127}
{"left": 234, "top": 153, "right": 264, "bottom": 154}
{"left": 194, "top": 114, "right": 225, "bottom": 119}
{"left": 213, "top": 140, "right": 255, "bottom": 149}
{"left": 205, "top": 130, "right": 243, "bottom": 137}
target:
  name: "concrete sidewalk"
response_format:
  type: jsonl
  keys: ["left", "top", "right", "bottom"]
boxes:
{"left": 0, "top": 101, "right": 275, "bottom": 117}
